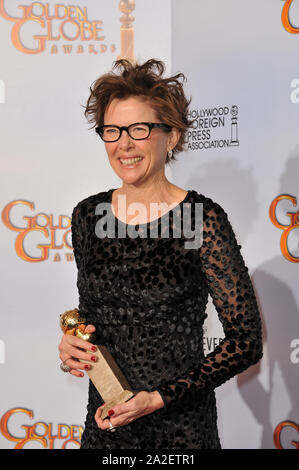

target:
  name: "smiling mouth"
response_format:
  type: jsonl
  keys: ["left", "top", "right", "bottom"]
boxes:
{"left": 119, "top": 156, "right": 144, "bottom": 166}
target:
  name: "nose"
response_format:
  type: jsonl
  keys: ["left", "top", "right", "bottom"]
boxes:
{"left": 118, "top": 128, "right": 134, "bottom": 147}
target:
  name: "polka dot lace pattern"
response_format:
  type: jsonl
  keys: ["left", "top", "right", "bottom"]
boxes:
{"left": 71, "top": 189, "right": 263, "bottom": 449}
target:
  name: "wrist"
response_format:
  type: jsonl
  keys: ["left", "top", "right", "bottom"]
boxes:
{"left": 148, "top": 390, "right": 165, "bottom": 413}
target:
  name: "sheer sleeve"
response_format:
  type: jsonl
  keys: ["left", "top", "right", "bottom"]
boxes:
{"left": 155, "top": 200, "right": 263, "bottom": 408}
{"left": 71, "top": 203, "right": 89, "bottom": 318}
{"left": 71, "top": 204, "right": 84, "bottom": 273}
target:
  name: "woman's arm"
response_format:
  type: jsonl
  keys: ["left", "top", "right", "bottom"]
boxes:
{"left": 71, "top": 204, "right": 84, "bottom": 273}
{"left": 155, "top": 199, "right": 263, "bottom": 408}
{"left": 58, "top": 203, "right": 96, "bottom": 378}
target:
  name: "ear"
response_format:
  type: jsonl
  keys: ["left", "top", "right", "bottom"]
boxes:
{"left": 167, "top": 127, "right": 181, "bottom": 152}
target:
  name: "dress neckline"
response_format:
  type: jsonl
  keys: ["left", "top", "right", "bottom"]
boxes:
{"left": 108, "top": 188, "right": 193, "bottom": 227}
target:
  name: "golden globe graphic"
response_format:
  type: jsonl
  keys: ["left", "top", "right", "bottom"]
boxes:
{"left": 0, "top": 408, "right": 83, "bottom": 448}
{"left": 1, "top": 200, "right": 73, "bottom": 262}
{"left": 0, "top": 1, "right": 116, "bottom": 55}
{"left": 0, "top": 0, "right": 137, "bottom": 58}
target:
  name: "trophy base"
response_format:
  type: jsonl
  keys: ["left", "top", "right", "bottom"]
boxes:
{"left": 101, "top": 389, "right": 135, "bottom": 420}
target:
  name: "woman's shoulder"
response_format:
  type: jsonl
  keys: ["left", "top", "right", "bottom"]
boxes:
{"left": 72, "top": 189, "right": 113, "bottom": 219}
{"left": 189, "top": 190, "right": 238, "bottom": 245}
{"left": 189, "top": 189, "right": 228, "bottom": 217}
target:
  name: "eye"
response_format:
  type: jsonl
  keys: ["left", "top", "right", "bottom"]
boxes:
{"left": 132, "top": 125, "right": 147, "bottom": 132}
{"left": 104, "top": 127, "right": 118, "bottom": 135}
{"left": 130, "top": 124, "right": 149, "bottom": 137}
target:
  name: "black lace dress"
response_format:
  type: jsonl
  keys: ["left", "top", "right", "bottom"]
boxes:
{"left": 71, "top": 188, "right": 263, "bottom": 449}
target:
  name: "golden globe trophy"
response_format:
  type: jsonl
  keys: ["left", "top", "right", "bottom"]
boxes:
{"left": 60, "top": 309, "right": 136, "bottom": 420}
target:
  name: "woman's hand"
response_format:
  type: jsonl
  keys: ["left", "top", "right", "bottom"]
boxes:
{"left": 94, "top": 391, "right": 164, "bottom": 430}
{"left": 58, "top": 324, "right": 97, "bottom": 377}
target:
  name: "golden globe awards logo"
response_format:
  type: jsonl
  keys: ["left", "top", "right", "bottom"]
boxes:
{"left": 0, "top": 407, "right": 83, "bottom": 448}
{"left": 187, "top": 105, "right": 239, "bottom": 151}
{"left": 0, "top": 1, "right": 116, "bottom": 55}
{"left": 1, "top": 200, "right": 73, "bottom": 262}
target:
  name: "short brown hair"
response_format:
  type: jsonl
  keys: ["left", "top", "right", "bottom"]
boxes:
{"left": 84, "top": 59, "right": 193, "bottom": 164}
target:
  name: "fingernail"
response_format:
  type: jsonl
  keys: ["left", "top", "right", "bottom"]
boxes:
{"left": 91, "top": 356, "right": 97, "bottom": 362}
{"left": 84, "top": 365, "right": 90, "bottom": 370}
{"left": 108, "top": 409, "right": 114, "bottom": 416}
{"left": 79, "top": 373, "right": 84, "bottom": 377}
{"left": 91, "top": 346, "right": 97, "bottom": 352}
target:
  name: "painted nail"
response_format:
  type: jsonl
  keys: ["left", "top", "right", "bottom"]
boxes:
{"left": 108, "top": 409, "right": 114, "bottom": 416}
{"left": 84, "top": 365, "right": 90, "bottom": 370}
{"left": 91, "top": 356, "right": 97, "bottom": 362}
{"left": 91, "top": 346, "right": 97, "bottom": 352}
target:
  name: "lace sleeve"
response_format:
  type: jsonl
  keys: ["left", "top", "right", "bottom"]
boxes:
{"left": 71, "top": 204, "right": 84, "bottom": 272}
{"left": 71, "top": 203, "right": 90, "bottom": 319}
{"left": 155, "top": 200, "right": 263, "bottom": 408}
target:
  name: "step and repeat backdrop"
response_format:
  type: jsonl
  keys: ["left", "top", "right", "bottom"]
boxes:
{"left": 171, "top": 0, "right": 299, "bottom": 450}
{"left": 0, "top": 0, "right": 298, "bottom": 449}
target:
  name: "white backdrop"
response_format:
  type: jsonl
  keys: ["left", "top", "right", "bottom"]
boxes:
{"left": 0, "top": 0, "right": 298, "bottom": 449}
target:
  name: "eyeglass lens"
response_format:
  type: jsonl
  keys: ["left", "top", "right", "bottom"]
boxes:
{"left": 102, "top": 123, "right": 150, "bottom": 141}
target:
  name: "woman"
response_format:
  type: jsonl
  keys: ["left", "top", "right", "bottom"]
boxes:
{"left": 58, "top": 59, "right": 263, "bottom": 449}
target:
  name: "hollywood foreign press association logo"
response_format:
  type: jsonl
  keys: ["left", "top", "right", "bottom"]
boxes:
{"left": 187, "top": 105, "right": 239, "bottom": 151}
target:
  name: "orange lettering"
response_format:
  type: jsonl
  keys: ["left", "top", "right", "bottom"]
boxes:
{"left": 274, "top": 420, "right": 299, "bottom": 449}
{"left": 61, "top": 438, "right": 80, "bottom": 448}
{"left": 282, "top": 0, "right": 299, "bottom": 34}
{"left": 55, "top": 4, "right": 68, "bottom": 20}
{"left": 0, "top": 0, "right": 23, "bottom": 22}
{"left": 0, "top": 408, "right": 33, "bottom": 443}
{"left": 32, "top": 213, "right": 49, "bottom": 228}
{"left": 28, "top": 2, "right": 45, "bottom": 19}
{"left": 280, "top": 221, "right": 299, "bottom": 262}
{"left": 88, "top": 44, "right": 98, "bottom": 54}
{"left": 11, "top": 17, "right": 46, "bottom": 54}
{"left": 62, "top": 44, "right": 72, "bottom": 53}
{"left": 1, "top": 200, "right": 35, "bottom": 232}
{"left": 92, "top": 21, "right": 104, "bottom": 41}
{"left": 269, "top": 194, "right": 297, "bottom": 229}
{"left": 49, "top": 228, "right": 64, "bottom": 249}
{"left": 45, "top": 19, "right": 60, "bottom": 41}
{"left": 31, "top": 421, "right": 48, "bottom": 439}
{"left": 63, "top": 229, "right": 72, "bottom": 249}
{"left": 57, "top": 424, "right": 70, "bottom": 439}
{"left": 80, "top": 20, "right": 93, "bottom": 41}
{"left": 75, "top": 6, "right": 87, "bottom": 21}
{"left": 60, "top": 18, "right": 80, "bottom": 41}
{"left": 15, "top": 227, "right": 50, "bottom": 262}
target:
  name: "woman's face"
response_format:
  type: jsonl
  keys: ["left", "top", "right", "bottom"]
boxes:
{"left": 103, "top": 96, "right": 180, "bottom": 186}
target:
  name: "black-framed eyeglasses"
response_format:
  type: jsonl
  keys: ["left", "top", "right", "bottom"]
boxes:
{"left": 95, "top": 122, "right": 172, "bottom": 142}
